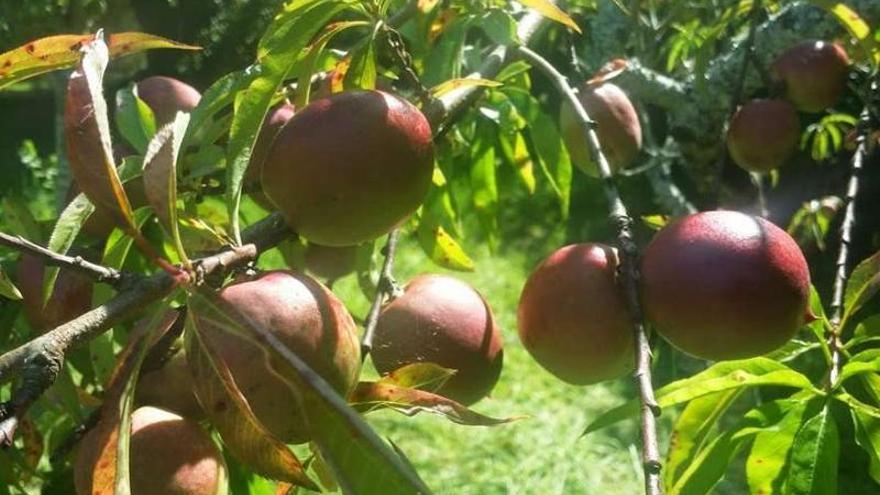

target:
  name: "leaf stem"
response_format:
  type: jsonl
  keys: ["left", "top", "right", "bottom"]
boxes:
{"left": 516, "top": 44, "right": 663, "bottom": 495}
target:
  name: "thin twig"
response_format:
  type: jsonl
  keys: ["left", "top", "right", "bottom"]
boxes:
{"left": 0, "top": 232, "right": 122, "bottom": 285}
{"left": 360, "top": 229, "right": 402, "bottom": 358}
{"left": 516, "top": 45, "right": 662, "bottom": 495}
{"left": 827, "top": 108, "right": 871, "bottom": 388}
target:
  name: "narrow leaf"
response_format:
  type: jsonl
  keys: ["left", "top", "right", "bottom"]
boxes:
{"left": 430, "top": 78, "right": 501, "bottom": 98}
{"left": 852, "top": 408, "right": 880, "bottom": 484}
{"left": 0, "top": 32, "right": 199, "bottom": 90}
{"left": 64, "top": 32, "right": 135, "bottom": 234}
{"left": 350, "top": 382, "right": 518, "bottom": 426}
{"left": 843, "top": 250, "right": 880, "bottom": 324}
{"left": 143, "top": 112, "right": 190, "bottom": 263}
{"left": 747, "top": 401, "right": 812, "bottom": 495}
{"left": 115, "top": 85, "right": 157, "bottom": 154}
{"left": 416, "top": 222, "right": 475, "bottom": 272}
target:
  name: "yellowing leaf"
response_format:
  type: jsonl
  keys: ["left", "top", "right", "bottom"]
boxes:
{"left": 0, "top": 32, "right": 199, "bottom": 90}
{"left": 810, "top": 1, "right": 879, "bottom": 65}
{"left": 517, "top": 0, "right": 581, "bottom": 33}
{"left": 430, "top": 78, "right": 501, "bottom": 98}
{"left": 417, "top": 224, "right": 475, "bottom": 272}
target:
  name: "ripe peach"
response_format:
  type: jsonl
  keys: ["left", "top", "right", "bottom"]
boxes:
{"left": 517, "top": 244, "right": 633, "bottom": 385}
{"left": 244, "top": 103, "right": 295, "bottom": 210}
{"left": 772, "top": 40, "right": 850, "bottom": 113}
{"left": 261, "top": 90, "right": 434, "bottom": 246}
{"left": 17, "top": 253, "right": 93, "bottom": 333}
{"left": 136, "top": 76, "right": 202, "bottom": 126}
{"left": 74, "top": 406, "right": 225, "bottom": 495}
{"left": 726, "top": 99, "right": 800, "bottom": 172}
{"left": 559, "top": 82, "right": 642, "bottom": 177}
{"left": 371, "top": 274, "right": 504, "bottom": 405}
{"left": 192, "top": 270, "right": 360, "bottom": 443}
{"left": 640, "top": 210, "right": 811, "bottom": 360}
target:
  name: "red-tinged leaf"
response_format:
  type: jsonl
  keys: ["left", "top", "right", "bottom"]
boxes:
{"left": 86, "top": 308, "right": 178, "bottom": 495}
{"left": 143, "top": 113, "right": 190, "bottom": 263}
{"left": 185, "top": 310, "right": 317, "bottom": 489}
{"left": 0, "top": 32, "right": 199, "bottom": 90}
{"left": 350, "top": 382, "right": 519, "bottom": 426}
{"left": 187, "top": 288, "right": 433, "bottom": 495}
{"left": 17, "top": 418, "right": 42, "bottom": 480}
{"left": 64, "top": 32, "right": 135, "bottom": 234}
{"left": 377, "top": 362, "right": 456, "bottom": 392}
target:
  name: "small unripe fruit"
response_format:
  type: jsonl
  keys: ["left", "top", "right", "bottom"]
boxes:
{"left": 245, "top": 103, "right": 296, "bottom": 209}
{"left": 641, "top": 211, "right": 811, "bottom": 360}
{"left": 560, "top": 82, "right": 642, "bottom": 177}
{"left": 517, "top": 244, "right": 633, "bottom": 385}
{"left": 17, "top": 253, "right": 93, "bottom": 333}
{"left": 304, "top": 242, "right": 359, "bottom": 281}
{"left": 74, "top": 406, "right": 225, "bottom": 495}
{"left": 261, "top": 90, "right": 434, "bottom": 246}
{"left": 136, "top": 76, "right": 202, "bottom": 126}
{"left": 372, "top": 274, "right": 503, "bottom": 405}
{"left": 726, "top": 99, "right": 800, "bottom": 172}
{"left": 772, "top": 41, "right": 850, "bottom": 113}
{"left": 193, "top": 271, "right": 360, "bottom": 444}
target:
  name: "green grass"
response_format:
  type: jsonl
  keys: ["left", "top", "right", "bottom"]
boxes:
{"left": 329, "top": 235, "right": 649, "bottom": 494}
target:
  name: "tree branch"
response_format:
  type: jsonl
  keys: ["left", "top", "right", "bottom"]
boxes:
{"left": 360, "top": 228, "right": 402, "bottom": 358}
{"left": 516, "top": 45, "right": 663, "bottom": 495}
{"left": 828, "top": 108, "right": 872, "bottom": 387}
{"left": 0, "top": 232, "right": 122, "bottom": 285}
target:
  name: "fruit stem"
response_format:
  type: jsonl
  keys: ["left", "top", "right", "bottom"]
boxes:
{"left": 361, "top": 228, "right": 402, "bottom": 359}
{"left": 516, "top": 45, "right": 663, "bottom": 495}
{"left": 826, "top": 107, "right": 872, "bottom": 389}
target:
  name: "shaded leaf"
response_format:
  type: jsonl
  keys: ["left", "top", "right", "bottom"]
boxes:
{"left": 497, "top": 131, "right": 536, "bottom": 194}
{"left": 584, "top": 358, "right": 817, "bottom": 434}
{"left": 143, "top": 112, "right": 190, "bottom": 263}
{"left": 350, "top": 382, "right": 518, "bottom": 426}
{"left": 852, "top": 407, "right": 880, "bottom": 484}
{"left": 0, "top": 32, "right": 199, "bottom": 90}
{"left": 188, "top": 288, "right": 433, "bottom": 494}
{"left": 295, "top": 20, "right": 369, "bottom": 108}
{"left": 185, "top": 312, "right": 317, "bottom": 489}
{"left": 785, "top": 404, "right": 839, "bottom": 495}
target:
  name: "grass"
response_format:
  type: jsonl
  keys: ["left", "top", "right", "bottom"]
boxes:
{"left": 329, "top": 230, "right": 651, "bottom": 494}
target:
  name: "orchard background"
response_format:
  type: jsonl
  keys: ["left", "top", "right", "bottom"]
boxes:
{"left": 0, "top": 1, "right": 879, "bottom": 494}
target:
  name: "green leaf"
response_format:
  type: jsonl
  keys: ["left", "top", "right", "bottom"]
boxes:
{"left": 664, "top": 390, "right": 741, "bottom": 489}
{"left": 225, "top": 0, "right": 350, "bottom": 242}
{"left": 497, "top": 131, "right": 536, "bottom": 194}
{"left": 836, "top": 349, "right": 880, "bottom": 386}
{"left": 852, "top": 407, "right": 880, "bottom": 484}
{"left": 477, "top": 9, "right": 520, "bottom": 46}
{"left": 143, "top": 112, "right": 190, "bottom": 263}
{"left": 0, "top": 32, "right": 199, "bottom": 90}
{"left": 584, "top": 358, "right": 817, "bottom": 435}
{"left": 295, "top": 20, "right": 369, "bottom": 108}
{"left": 115, "top": 84, "right": 157, "bottom": 154}
{"left": 747, "top": 400, "right": 812, "bottom": 495}
{"left": 785, "top": 404, "right": 839, "bottom": 495}
{"left": 516, "top": 0, "right": 581, "bottom": 33}
{"left": 0, "top": 268, "right": 22, "bottom": 300}
{"left": 187, "top": 288, "right": 433, "bottom": 495}
{"left": 430, "top": 78, "right": 502, "bottom": 98}
{"left": 843, "top": 250, "right": 880, "bottom": 325}
{"left": 64, "top": 33, "right": 136, "bottom": 235}
{"left": 185, "top": 311, "right": 317, "bottom": 488}
{"left": 344, "top": 35, "right": 378, "bottom": 91}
